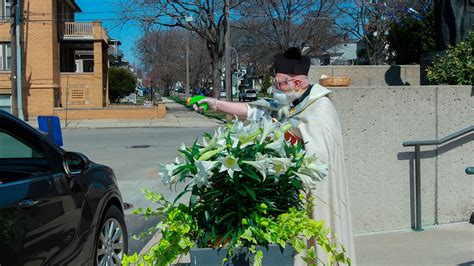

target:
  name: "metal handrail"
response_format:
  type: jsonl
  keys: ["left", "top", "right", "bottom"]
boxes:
{"left": 466, "top": 167, "right": 474, "bottom": 175}
{"left": 402, "top": 125, "right": 474, "bottom": 231}
{"left": 403, "top": 126, "right": 474, "bottom": 147}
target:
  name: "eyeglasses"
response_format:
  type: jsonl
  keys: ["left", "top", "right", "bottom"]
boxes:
{"left": 273, "top": 78, "right": 295, "bottom": 88}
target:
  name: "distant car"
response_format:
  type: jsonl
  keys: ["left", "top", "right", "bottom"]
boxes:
{"left": 239, "top": 89, "right": 257, "bottom": 101}
{"left": 0, "top": 110, "right": 127, "bottom": 265}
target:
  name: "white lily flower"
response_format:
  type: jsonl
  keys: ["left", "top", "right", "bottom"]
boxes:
{"left": 301, "top": 156, "right": 329, "bottom": 179}
{"left": 216, "top": 127, "right": 226, "bottom": 139}
{"left": 228, "top": 119, "right": 260, "bottom": 148}
{"left": 244, "top": 119, "right": 260, "bottom": 134}
{"left": 277, "top": 106, "right": 291, "bottom": 120}
{"left": 201, "top": 136, "right": 209, "bottom": 147}
{"left": 193, "top": 160, "right": 219, "bottom": 188}
{"left": 158, "top": 163, "right": 180, "bottom": 185}
{"left": 230, "top": 118, "right": 244, "bottom": 133}
{"left": 259, "top": 116, "right": 277, "bottom": 144}
{"left": 219, "top": 154, "right": 241, "bottom": 179}
{"left": 214, "top": 128, "right": 227, "bottom": 147}
{"left": 265, "top": 136, "right": 286, "bottom": 157}
{"left": 242, "top": 154, "right": 271, "bottom": 181}
{"left": 199, "top": 133, "right": 219, "bottom": 153}
{"left": 295, "top": 172, "right": 318, "bottom": 190}
{"left": 294, "top": 156, "right": 329, "bottom": 187}
{"left": 269, "top": 158, "right": 293, "bottom": 176}
{"left": 179, "top": 143, "right": 187, "bottom": 151}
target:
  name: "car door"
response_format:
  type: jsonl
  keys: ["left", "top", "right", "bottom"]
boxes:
{"left": 0, "top": 114, "right": 84, "bottom": 265}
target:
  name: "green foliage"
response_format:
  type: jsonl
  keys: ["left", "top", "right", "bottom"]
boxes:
{"left": 122, "top": 119, "right": 350, "bottom": 265}
{"left": 261, "top": 74, "right": 272, "bottom": 92}
{"left": 426, "top": 31, "right": 474, "bottom": 85}
{"left": 108, "top": 67, "right": 137, "bottom": 102}
{"left": 122, "top": 190, "right": 200, "bottom": 266}
{"left": 387, "top": 11, "right": 436, "bottom": 64}
{"left": 123, "top": 192, "right": 350, "bottom": 266}
{"left": 172, "top": 123, "right": 306, "bottom": 248}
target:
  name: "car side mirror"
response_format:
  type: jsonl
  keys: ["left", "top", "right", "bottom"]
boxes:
{"left": 64, "top": 152, "right": 90, "bottom": 175}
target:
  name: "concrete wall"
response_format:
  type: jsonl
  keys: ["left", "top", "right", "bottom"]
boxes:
{"left": 327, "top": 85, "right": 473, "bottom": 233}
{"left": 309, "top": 65, "right": 420, "bottom": 87}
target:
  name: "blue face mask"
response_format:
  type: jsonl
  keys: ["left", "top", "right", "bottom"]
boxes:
{"left": 272, "top": 87, "right": 291, "bottom": 107}
{"left": 272, "top": 87, "right": 303, "bottom": 107}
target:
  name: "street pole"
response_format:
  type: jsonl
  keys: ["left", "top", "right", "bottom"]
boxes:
{"left": 230, "top": 47, "right": 239, "bottom": 74}
{"left": 185, "top": 43, "right": 189, "bottom": 99}
{"left": 224, "top": 0, "right": 231, "bottom": 102}
{"left": 150, "top": 80, "right": 154, "bottom": 103}
{"left": 184, "top": 16, "right": 193, "bottom": 99}
{"left": 10, "top": 0, "right": 17, "bottom": 117}
{"left": 15, "top": 0, "right": 23, "bottom": 119}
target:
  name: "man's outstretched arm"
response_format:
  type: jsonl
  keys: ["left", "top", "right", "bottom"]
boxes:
{"left": 193, "top": 98, "right": 248, "bottom": 120}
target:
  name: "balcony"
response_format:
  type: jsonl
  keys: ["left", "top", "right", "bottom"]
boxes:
{"left": 60, "top": 22, "right": 109, "bottom": 43}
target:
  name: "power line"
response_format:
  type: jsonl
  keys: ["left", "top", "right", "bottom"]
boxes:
{"left": 24, "top": 9, "right": 338, "bottom": 21}
{"left": 23, "top": 15, "right": 338, "bottom": 23}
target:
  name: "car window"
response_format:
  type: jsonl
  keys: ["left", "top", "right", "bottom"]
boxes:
{"left": 0, "top": 131, "right": 45, "bottom": 159}
{"left": 0, "top": 117, "right": 54, "bottom": 182}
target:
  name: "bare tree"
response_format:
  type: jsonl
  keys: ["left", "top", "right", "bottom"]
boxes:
{"left": 121, "top": 0, "right": 244, "bottom": 97}
{"left": 232, "top": 0, "right": 343, "bottom": 74}
{"left": 134, "top": 29, "right": 212, "bottom": 96}
{"left": 135, "top": 29, "right": 183, "bottom": 96}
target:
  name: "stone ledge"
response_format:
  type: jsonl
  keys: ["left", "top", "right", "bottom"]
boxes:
{"left": 52, "top": 105, "right": 166, "bottom": 120}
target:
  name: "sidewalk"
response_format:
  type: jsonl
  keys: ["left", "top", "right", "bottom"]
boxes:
{"left": 355, "top": 222, "right": 473, "bottom": 265}
{"left": 140, "top": 222, "right": 474, "bottom": 265}
{"left": 27, "top": 98, "right": 224, "bottom": 129}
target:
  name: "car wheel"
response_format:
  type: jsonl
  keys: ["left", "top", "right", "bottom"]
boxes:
{"left": 96, "top": 205, "right": 128, "bottom": 266}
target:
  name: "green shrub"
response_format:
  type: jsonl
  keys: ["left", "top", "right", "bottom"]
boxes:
{"left": 426, "top": 31, "right": 474, "bottom": 85}
{"left": 387, "top": 11, "right": 436, "bottom": 64}
{"left": 108, "top": 67, "right": 137, "bottom": 102}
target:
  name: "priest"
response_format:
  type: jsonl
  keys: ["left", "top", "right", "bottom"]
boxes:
{"left": 194, "top": 47, "right": 356, "bottom": 265}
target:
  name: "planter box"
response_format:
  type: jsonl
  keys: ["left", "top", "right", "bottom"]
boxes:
{"left": 189, "top": 244, "right": 293, "bottom": 266}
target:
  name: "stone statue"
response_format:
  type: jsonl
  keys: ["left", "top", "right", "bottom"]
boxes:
{"left": 435, "top": 0, "right": 474, "bottom": 50}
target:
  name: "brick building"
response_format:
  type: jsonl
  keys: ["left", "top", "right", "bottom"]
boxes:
{"left": 0, "top": 0, "right": 112, "bottom": 119}
{"left": 0, "top": 0, "right": 165, "bottom": 120}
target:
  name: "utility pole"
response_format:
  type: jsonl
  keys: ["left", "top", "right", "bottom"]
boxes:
{"left": 150, "top": 80, "right": 154, "bottom": 103}
{"left": 224, "top": 0, "right": 232, "bottom": 102}
{"left": 11, "top": 0, "right": 23, "bottom": 119}
{"left": 185, "top": 43, "right": 189, "bottom": 99}
{"left": 184, "top": 16, "right": 194, "bottom": 99}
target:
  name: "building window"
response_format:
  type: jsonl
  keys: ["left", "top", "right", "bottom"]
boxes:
{"left": 0, "top": 43, "right": 11, "bottom": 71}
{"left": 0, "top": 0, "right": 11, "bottom": 19}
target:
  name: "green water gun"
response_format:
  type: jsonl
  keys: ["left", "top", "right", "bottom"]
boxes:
{"left": 186, "top": 95, "right": 208, "bottom": 112}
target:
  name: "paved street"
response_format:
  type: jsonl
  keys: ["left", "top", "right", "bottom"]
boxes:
{"left": 62, "top": 126, "right": 218, "bottom": 254}
{"left": 27, "top": 98, "right": 224, "bottom": 129}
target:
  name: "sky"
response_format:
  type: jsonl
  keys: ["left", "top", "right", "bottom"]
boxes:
{"left": 75, "top": 0, "right": 141, "bottom": 65}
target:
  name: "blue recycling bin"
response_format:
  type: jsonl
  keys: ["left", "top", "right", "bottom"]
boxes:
{"left": 38, "top": 116, "right": 63, "bottom": 146}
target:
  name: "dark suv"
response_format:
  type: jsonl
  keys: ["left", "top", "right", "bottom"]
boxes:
{"left": 0, "top": 110, "right": 127, "bottom": 265}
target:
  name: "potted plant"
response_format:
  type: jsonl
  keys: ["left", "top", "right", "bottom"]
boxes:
{"left": 123, "top": 117, "right": 351, "bottom": 266}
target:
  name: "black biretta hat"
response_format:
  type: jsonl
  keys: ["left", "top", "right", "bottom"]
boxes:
{"left": 274, "top": 47, "right": 310, "bottom": 75}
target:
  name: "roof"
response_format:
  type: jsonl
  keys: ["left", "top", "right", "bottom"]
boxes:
{"left": 109, "top": 39, "right": 122, "bottom": 45}
{"left": 322, "top": 43, "right": 357, "bottom": 61}
{"left": 68, "top": 0, "right": 82, "bottom": 13}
